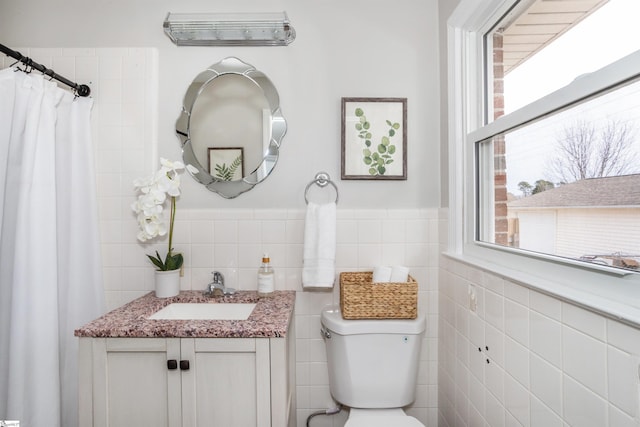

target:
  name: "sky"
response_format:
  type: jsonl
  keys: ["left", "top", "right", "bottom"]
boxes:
{"left": 501, "top": 0, "right": 640, "bottom": 195}
{"left": 504, "top": 0, "right": 640, "bottom": 113}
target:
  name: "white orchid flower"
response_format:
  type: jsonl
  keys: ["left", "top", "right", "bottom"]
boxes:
{"left": 144, "top": 217, "right": 166, "bottom": 237}
{"left": 132, "top": 159, "right": 186, "bottom": 271}
{"left": 133, "top": 175, "right": 155, "bottom": 193}
{"left": 148, "top": 186, "right": 168, "bottom": 204}
{"left": 157, "top": 173, "right": 181, "bottom": 197}
{"left": 160, "top": 157, "right": 185, "bottom": 171}
{"left": 141, "top": 204, "right": 163, "bottom": 219}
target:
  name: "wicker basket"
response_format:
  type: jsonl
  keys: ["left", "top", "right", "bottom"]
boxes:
{"left": 339, "top": 271, "right": 418, "bottom": 319}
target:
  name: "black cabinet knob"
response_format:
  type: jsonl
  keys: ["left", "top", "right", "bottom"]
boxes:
{"left": 180, "top": 360, "right": 190, "bottom": 371}
{"left": 167, "top": 359, "right": 178, "bottom": 370}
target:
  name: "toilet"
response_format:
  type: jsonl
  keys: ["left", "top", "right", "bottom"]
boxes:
{"left": 320, "top": 306, "right": 427, "bottom": 427}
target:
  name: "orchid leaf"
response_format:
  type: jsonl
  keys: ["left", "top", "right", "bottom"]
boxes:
{"left": 147, "top": 252, "right": 165, "bottom": 270}
{"left": 165, "top": 253, "right": 183, "bottom": 271}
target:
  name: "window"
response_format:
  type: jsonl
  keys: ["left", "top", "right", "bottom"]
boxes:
{"left": 448, "top": 0, "right": 640, "bottom": 317}
{"left": 473, "top": 0, "right": 640, "bottom": 273}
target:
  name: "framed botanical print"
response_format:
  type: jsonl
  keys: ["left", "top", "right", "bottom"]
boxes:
{"left": 208, "top": 147, "right": 244, "bottom": 181}
{"left": 341, "top": 97, "right": 407, "bottom": 180}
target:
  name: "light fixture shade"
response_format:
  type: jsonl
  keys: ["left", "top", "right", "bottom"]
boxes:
{"left": 163, "top": 12, "right": 296, "bottom": 46}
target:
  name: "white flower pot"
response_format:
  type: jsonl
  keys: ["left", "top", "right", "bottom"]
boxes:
{"left": 155, "top": 269, "right": 181, "bottom": 298}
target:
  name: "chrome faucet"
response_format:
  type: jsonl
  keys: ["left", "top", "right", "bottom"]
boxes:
{"left": 204, "top": 271, "right": 236, "bottom": 297}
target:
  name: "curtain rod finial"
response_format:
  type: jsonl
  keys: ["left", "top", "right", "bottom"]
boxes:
{"left": 76, "top": 84, "right": 91, "bottom": 97}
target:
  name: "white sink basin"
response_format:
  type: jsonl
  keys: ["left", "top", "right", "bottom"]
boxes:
{"left": 148, "top": 303, "right": 256, "bottom": 320}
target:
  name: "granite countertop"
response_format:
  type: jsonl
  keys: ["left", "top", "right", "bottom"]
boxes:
{"left": 75, "top": 290, "right": 295, "bottom": 339}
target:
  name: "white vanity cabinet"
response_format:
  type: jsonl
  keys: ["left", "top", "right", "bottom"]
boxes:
{"left": 79, "top": 335, "right": 293, "bottom": 427}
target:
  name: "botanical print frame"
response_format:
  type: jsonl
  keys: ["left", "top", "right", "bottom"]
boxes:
{"left": 208, "top": 147, "right": 244, "bottom": 181}
{"left": 341, "top": 97, "right": 407, "bottom": 180}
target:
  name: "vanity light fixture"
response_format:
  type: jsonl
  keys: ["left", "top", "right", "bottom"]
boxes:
{"left": 163, "top": 12, "right": 296, "bottom": 46}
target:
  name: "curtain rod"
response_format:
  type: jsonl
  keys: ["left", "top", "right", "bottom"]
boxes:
{"left": 0, "top": 43, "right": 91, "bottom": 97}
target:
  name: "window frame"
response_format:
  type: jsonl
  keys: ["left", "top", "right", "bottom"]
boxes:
{"left": 447, "top": 0, "right": 640, "bottom": 325}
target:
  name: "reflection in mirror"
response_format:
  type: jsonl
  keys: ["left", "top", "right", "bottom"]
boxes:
{"left": 176, "top": 57, "right": 286, "bottom": 198}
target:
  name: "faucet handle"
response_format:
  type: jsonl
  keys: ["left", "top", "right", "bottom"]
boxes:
{"left": 211, "top": 271, "right": 224, "bottom": 284}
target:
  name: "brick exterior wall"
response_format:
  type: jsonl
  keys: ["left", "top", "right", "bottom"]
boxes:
{"left": 492, "top": 32, "right": 508, "bottom": 245}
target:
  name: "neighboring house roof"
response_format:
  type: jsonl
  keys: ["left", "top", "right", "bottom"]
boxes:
{"left": 509, "top": 174, "right": 640, "bottom": 208}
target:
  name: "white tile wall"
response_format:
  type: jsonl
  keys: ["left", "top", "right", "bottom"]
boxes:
{"left": 2, "top": 49, "right": 440, "bottom": 427}
{"left": 163, "top": 208, "right": 440, "bottom": 427}
{"left": 439, "top": 252, "right": 640, "bottom": 427}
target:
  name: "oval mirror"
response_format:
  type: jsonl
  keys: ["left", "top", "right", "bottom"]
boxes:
{"left": 176, "top": 57, "right": 286, "bottom": 198}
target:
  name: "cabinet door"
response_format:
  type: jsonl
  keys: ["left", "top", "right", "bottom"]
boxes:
{"left": 181, "top": 338, "right": 271, "bottom": 427}
{"left": 92, "top": 338, "right": 182, "bottom": 427}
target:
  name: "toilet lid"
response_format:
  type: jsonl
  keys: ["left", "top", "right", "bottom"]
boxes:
{"left": 345, "top": 415, "right": 425, "bottom": 427}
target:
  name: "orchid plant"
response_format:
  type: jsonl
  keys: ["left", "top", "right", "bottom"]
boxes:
{"left": 132, "top": 158, "right": 190, "bottom": 271}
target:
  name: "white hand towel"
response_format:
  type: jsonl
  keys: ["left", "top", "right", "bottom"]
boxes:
{"left": 373, "top": 266, "right": 392, "bottom": 283}
{"left": 390, "top": 265, "right": 410, "bottom": 282}
{"left": 302, "top": 202, "right": 337, "bottom": 288}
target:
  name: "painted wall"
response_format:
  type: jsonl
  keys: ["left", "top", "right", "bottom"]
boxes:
{"left": 0, "top": 0, "right": 441, "bottom": 209}
{"left": 0, "top": 1, "right": 442, "bottom": 426}
{"left": 437, "top": 0, "right": 460, "bottom": 209}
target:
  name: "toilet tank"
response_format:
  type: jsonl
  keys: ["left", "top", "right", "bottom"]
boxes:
{"left": 321, "top": 306, "right": 426, "bottom": 408}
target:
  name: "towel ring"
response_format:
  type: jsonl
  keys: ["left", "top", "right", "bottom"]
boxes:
{"left": 304, "top": 172, "right": 339, "bottom": 205}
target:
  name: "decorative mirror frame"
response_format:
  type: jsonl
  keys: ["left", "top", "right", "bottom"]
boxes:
{"left": 176, "top": 57, "right": 287, "bottom": 198}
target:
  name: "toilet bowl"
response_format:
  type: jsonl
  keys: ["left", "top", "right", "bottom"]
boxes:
{"left": 320, "top": 306, "right": 426, "bottom": 427}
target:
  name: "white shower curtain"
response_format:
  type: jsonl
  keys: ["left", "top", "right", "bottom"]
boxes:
{"left": 0, "top": 68, "right": 104, "bottom": 427}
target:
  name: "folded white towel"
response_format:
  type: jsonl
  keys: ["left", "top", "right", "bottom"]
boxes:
{"left": 373, "top": 266, "right": 392, "bottom": 283}
{"left": 390, "top": 265, "right": 410, "bottom": 282}
{"left": 302, "top": 202, "right": 337, "bottom": 288}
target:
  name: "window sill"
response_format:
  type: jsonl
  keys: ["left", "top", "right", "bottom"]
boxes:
{"left": 442, "top": 249, "right": 640, "bottom": 328}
